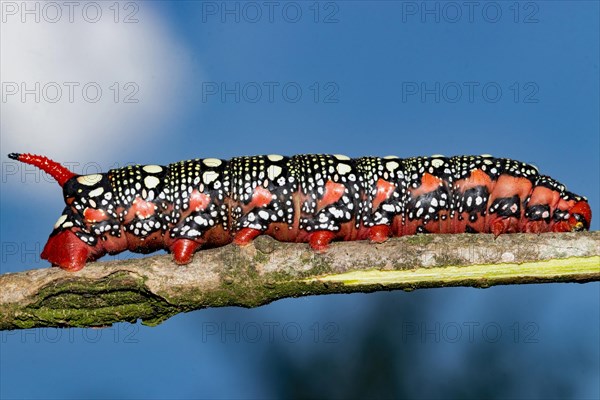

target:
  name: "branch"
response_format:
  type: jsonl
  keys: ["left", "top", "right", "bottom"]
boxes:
{"left": 1, "top": 232, "right": 598, "bottom": 330}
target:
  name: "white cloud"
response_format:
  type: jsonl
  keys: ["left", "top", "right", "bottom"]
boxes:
{"left": 1, "top": 2, "right": 192, "bottom": 180}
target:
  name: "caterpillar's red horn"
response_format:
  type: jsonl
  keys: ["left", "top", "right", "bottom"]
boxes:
{"left": 8, "top": 153, "right": 76, "bottom": 187}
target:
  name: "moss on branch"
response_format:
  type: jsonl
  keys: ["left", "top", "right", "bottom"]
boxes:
{"left": 1, "top": 231, "right": 598, "bottom": 330}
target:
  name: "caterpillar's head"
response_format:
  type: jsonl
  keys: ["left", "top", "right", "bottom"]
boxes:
{"left": 552, "top": 191, "right": 592, "bottom": 233}
{"left": 567, "top": 196, "right": 592, "bottom": 232}
{"left": 9, "top": 153, "right": 116, "bottom": 271}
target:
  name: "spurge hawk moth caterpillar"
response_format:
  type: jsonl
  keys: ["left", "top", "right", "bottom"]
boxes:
{"left": 9, "top": 152, "right": 591, "bottom": 271}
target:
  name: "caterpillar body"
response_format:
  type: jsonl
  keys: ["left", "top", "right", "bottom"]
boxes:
{"left": 9, "top": 152, "right": 591, "bottom": 271}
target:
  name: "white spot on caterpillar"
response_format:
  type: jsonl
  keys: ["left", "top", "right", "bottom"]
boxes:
{"left": 143, "top": 165, "right": 163, "bottom": 174}
{"left": 386, "top": 161, "right": 399, "bottom": 172}
{"left": 62, "top": 221, "right": 73, "bottom": 228}
{"left": 202, "top": 171, "right": 219, "bottom": 185}
{"left": 203, "top": 158, "right": 222, "bottom": 167}
{"left": 382, "top": 204, "right": 395, "bottom": 212}
{"left": 542, "top": 211, "right": 549, "bottom": 218}
{"left": 144, "top": 176, "right": 160, "bottom": 189}
{"left": 267, "top": 154, "right": 284, "bottom": 162}
{"left": 431, "top": 159, "right": 444, "bottom": 168}
{"left": 334, "top": 154, "right": 350, "bottom": 160}
{"left": 193, "top": 215, "right": 208, "bottom": 226}
{"left": 268, "top": 165, "right": 283, "bottom": 180}
{"left": 88, "top": 187, "right": 104, "bottom": 197}
{"left": 258, "top": 210, "right": 269, "bottom": 220}
{"left": 337, "top": 163, "right": 352, "bottom": 175}
{"left": 54, "top": 215, "right": 67, "bottom": 229}
{"left": 330, "top": 207, "right": 344, "bottom": 219}
{"left": 77, "top": 174, "right": 102, "bottom": 186}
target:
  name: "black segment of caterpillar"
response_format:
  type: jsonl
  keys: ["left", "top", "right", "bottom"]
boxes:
{"left": 8, "top": 152, "right": 591, "bottom": 271}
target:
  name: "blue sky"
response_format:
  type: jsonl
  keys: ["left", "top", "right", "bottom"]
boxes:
{"left": 1, "top": 1, "right": 598, "bottom": 398}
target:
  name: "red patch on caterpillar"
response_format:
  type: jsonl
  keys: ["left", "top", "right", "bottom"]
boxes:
{"left": 317, "top": 180, "right": 345, "bottom": 211}
{"left": 528, "top": 186, "right": 560, "bottom": 208}
{"left": 468, "top": 169, "right": 491, "bottom": 185}
{"left": 372, "top": 179, "right": 396, "bottom": 211}
{"left": 409, "top": 173, "right": 445, "bottom": 203}
{"left": 189, "top": 190, "right": 211, "bottom": 212}
{"left": 249, "top": 186, "right": 273, "bottom": 209}
{"left": 420, "top": 173, "right": 443, "bottom": 192}
{"left": 489, "top": 175, "right": 531, "bottom": 199}
{"left": 131, "top": 197, "right": 156, "bottom": 220}
{"left": 83, "top": 207, "right": 108, "bottom": 223}
{"left": 454, "top": 169, "right": 494, "bottom": 193}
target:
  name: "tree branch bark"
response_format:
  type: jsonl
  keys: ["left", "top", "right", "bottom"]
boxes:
{"left": 1, "top": 232, "right": 598, "bottom": 330}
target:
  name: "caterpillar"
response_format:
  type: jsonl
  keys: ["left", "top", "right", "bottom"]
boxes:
{"left": 9, "top": 152, "right": 591, "bottom": 272}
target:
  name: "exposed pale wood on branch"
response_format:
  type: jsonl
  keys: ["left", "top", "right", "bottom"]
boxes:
{"left": 0, "top": 231, "right": 598, "bottom": 330}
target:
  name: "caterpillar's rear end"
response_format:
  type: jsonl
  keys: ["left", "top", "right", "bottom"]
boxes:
{"left": 9, "top": 152, "right": 591, "bottom": 272}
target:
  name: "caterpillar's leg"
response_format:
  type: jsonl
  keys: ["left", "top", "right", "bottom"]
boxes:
{"left": 490, "top": 216, "right": 520, "bottom": 236}
{"left": 233, "top": 227, "right": 263, "bottom": 246}
{"left": 368, "top": 225, "right": 391, "bottom": 243}
{"left": 523, "top": 220, "right": 547, "bottom": 234}
{"left": 170, "top": 238, "right": 201, "bottom": 264}
{"left": 309, "top": 230, "right": 336, "bottom": 252}
{"left": 41, "top": 230, "right": 95, "bottom": 272}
